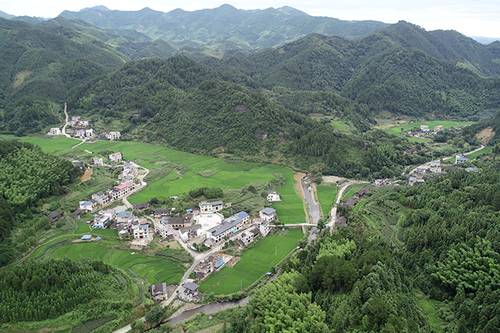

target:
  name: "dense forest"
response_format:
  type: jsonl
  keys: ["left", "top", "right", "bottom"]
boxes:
{"left": 0, "top": 141, "right": 81, "bottom": 266}
{"left": 0, "top": 258, "right": 130, "bottom": 323}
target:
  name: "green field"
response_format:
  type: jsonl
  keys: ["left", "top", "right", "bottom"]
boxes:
{"left": 200, "top": 229, "right": 303, "bottom": 295}
{"left": 48, "top": 242, "right": 185, "bottom": 284}
{"left": 385, "top": 121, "right": 474, "bottom": 139}
{"left": 316, "top": 185, "right": 339, "bottom": 216}
{"left": 271, "top": 169, "right": 306, "bottom": 224}
{"left": 466, "top": 146, "right": 491, "bottom": 159}
{"left": 20, "top": 138, "right": 306, "bottom": 224}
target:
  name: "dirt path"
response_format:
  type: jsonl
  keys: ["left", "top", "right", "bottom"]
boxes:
{"left": 294, "top": 173, "right": 305, "bottom": 199}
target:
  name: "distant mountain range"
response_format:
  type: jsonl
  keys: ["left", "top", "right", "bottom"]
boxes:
{"left": 56, "top": 4, "right": 388, "bottom": 51}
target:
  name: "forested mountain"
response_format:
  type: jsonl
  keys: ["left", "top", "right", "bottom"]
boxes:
{"left": 58, "top": 4, "right": 388, "bottom": 50}
{"left": 0, "top": 17, "right": 128, "bottom": 109}
{"left": 204, "top": 24, "right": 500, "bottom": 119}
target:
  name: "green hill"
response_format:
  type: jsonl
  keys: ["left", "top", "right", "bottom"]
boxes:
{"left": 58, "top": 4, "right": 388, "bottom": 50}
{"left": 0, "top": 17, "right": 128, "bottom": 108}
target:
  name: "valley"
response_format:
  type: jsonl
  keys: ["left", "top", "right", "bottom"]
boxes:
{"left": 0, "top": 4, "right": 500, "bottom": 333}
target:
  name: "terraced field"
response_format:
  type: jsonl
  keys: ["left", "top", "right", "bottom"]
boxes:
{"left": 48, "top": 242, "right": 185, "bottom": 284}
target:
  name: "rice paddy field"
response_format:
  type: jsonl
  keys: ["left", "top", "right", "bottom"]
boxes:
{"left": 199, "top": 229, "right": 303, "bottom": 295}
{"left": 47, "top": 242, "right": 185, "bottom": 284}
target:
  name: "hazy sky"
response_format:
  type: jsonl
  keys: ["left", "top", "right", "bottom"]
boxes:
{"left": 2, "top": 0, "right": 499, "bottom": 38}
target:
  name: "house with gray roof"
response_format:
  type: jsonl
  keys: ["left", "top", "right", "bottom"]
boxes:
{"left": 259, "top": 208, "right": 276, "bottom": 222}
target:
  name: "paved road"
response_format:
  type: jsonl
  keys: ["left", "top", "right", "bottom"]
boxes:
{"left": 409, "top": 145, "right": 485, "bottom": 174}
{"left": 61, "top": 103, "right": 72, "bottom": 139}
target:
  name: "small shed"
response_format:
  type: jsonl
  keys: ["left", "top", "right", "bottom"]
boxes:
{"left": 81, "top": 235, "right": 92, "bottom": 240}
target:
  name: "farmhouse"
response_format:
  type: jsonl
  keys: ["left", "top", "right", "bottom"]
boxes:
{"left": 47, "top": 128, "right": 61, "bottom": 135}
{"left": 47, "top": 210, "right": 64, "bottom": 224}
{"left": 179, "top": 282, "right": 201, "bottom": 302}
{"left": 259, "top": 208, "right": 276, "bottom": 222}
{"left": 108, "top": 132, "right": 121, "bottom": 140}
{"left": 109, "top": 152, "right": 122, "bottom": 162}
{"left": 342, "top": 198, "right": 357, "bottom": 209}
{"left": 130, "top": 221, "right": 150, "bottom": 239}
{"left": 455, "top": 155, "right": 468, "bottom": 164}
{"left": 199, "top": 200, "right": 224, "bottom": 212}
{"left": 254, "top": 218, "right": 270, "bottom": 237}
{"left": 465, "top": 167, "right": 479, "bottom": 172}
{"left": 93, "top": 214, "right": 111, "bottom": 228}
{"left": 91, "top": 157, "right": 104, "bottom": 166}
{"left": 75, "top": 129, "right": 85, "bottom": 138}
{"left": 85, "top": 129, "right": 94, "bottom": 137}
{"left": 354, "top": 188, "right": 365, "bottom": 198}
{"left": 150, "top": 283, "right": 167, "bottom": 302}
{"left": 434, "top": 125, "right": 443, "bottom": 132}
{"left": 266, "top": 190, "right": 282, "bottom": 202}
{"left": 109, "top": 181, "right": 135, "bottom": 200}
{"left": 160, "top": 216, "right": 191, "bottom": 230}
{"left": 132, "top": 202, "right": 151, "bottom": 211}
{"left": 239, "top": 228, "right": 260, "bottom": 246}
{"left": 336, "top": 216, "right": 348, "bottom": 228}
{"left": 178, "top": 224, "right": 202, "bottom": 241}
{"left": 420, "top": 125, "right": 429, "bottom": 132}
{"left": 92, "top": 191, "right": 110, "bottom": 205}
{"left": 79, "top": 200, "right": 96, "bottom": 212}
{"left": 154, "top": 208, "right": 171, "bottom": 219}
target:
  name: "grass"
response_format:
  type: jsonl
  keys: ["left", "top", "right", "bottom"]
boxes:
{"left": 416, "top": 295, "right": 446, "bottom": 333}
{"left": 466, "top": 146, "right": 491, "bottom": 159}
{"left": 342, "top": 184, "right": 364, "bottom": 200}
{"left": 48, "top": 242, "right": 185, "bottom": 284}
{"left": 316, "top": 185, "right": 339, "bottom": 216}
{"left": 200, "top": 229, "right": 303, "bottom": 295}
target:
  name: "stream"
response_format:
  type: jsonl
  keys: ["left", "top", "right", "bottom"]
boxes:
{"left": 301, "top": 179, "right": 320, "bottom": 224}
{"left": 166, "top": 296, "right": 251, "bottom": 325}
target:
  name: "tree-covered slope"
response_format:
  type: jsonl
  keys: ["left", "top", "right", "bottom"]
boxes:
{"left": 358, "top": 21, "right": 500, "bottom": 77}
{"left": 0, "top": 141, "right": 81, "bottom": 266}
{"left": 203, "top": 27, "right": 500, "bottom": 119}
{"left": 58, "top": 4, "right": 388, "bottom": 50}
{"left": 0, "top": 17, "right": 128, "bottom": 108}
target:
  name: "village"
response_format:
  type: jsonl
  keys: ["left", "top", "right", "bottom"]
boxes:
{"left": 47, "top": 150, "right": 285, "bottom": 305}
{"left": 47, "top": 115, "right": 121, "bottom": 142}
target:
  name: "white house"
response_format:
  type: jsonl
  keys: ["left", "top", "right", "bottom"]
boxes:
{"left": 254, "top": 218, "right": 270, "bottom": 237}
{"left": 430, "top": 167, "right": 442, "bottom": 173}
{"left": 266, "top": 190, "right": 282, "bottom": 202}
{"left": 259, "top": 208, "right": 276, "bottom": 222}
{"left": 47, "top": 128, "right": 61, "bottom": 135}
{"left": 108, "top": 132, "right": 121, "bottom": 140}
{"left": 85, "top": 128, "right": 94, "bottom": 137}
{"left": 421, "top": 125, "right": 429, "bottom": 132}
{"left": 91, "top": 157, "right": 104, "bottom": 166}
{"left": 92, "top": 191, "right": 110, "bottom": 205}
{"left": 109, "top": 152, "right": 122, "bottom": 162}
{"left": 79, "top": 200, "right": 95, "bottom": 212}
{"left": 131, "top": 221, "right": 150, "bottom": 239}
{"left": 199, "top": 200, "right": 224, "bottom": 212}
{"left": 178, "top": 225, "right": 202, "bottom": 241}
{"left": 239, "top": 228, "right": 260, "bottom": 245}
{"left": 75, "top": 129, "right": 85, "bottom": 138}
{"left": 434, "top": 125, "right": 443, "bottom": 132}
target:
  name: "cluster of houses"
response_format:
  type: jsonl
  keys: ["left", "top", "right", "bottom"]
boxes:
{"left": 194, "top": 253, "right": 233, "bottom": 280}
{"left": 406, "top": 124, "right": 443, "bottom": 139}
